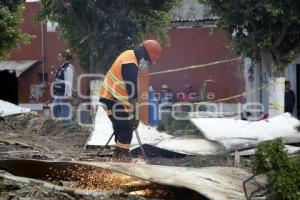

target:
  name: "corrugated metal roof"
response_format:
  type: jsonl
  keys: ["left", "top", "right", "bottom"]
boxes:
{"left": 171, "top": 0, "right": 217, "bottom": 22}
{"left": 0, "top": 60, "right": 38, "bottom": 77}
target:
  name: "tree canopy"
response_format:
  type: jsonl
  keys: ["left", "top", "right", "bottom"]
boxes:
{"left": 39, "top": 0, "right": 179, "bottom": 73}
{"left": 0, "top": 0, "right": 30, "bottom": 60}
{"left": 200, "top": 0, "right": 300, "bottom": 76}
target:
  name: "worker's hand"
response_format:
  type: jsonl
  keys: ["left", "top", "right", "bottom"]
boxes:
{"left": 132, "top": 119, "right": 140, "bottom": 130}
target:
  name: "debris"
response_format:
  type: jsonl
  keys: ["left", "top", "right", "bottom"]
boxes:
{"left": 0, "top": 170, "right": 109, "bottom": 199}
{"left": 155, "top": 135, "right": 225, "bottom": 155}
{"left": 190, "top": 113, "right": 300, "bottom": 152}
{"left": 83, "top": 161, "right": 266, "bottom": 200}
{"left": 0, "top": 160, "right": 206, "bottom": 199}
{"left": 86, "top": 106, "right": 171, "bottom": 147}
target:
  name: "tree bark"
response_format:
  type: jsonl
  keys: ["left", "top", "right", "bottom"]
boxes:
{"left": 268, "top": 76, "right": 285, "bottom": 117}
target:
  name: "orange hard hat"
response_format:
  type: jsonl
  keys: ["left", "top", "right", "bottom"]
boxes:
{"left": 143, "top": 40, "right": 162, "bottom": 64}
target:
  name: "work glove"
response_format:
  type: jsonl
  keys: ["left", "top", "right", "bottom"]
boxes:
{"left": 129, "top": 98, "right": 139, "bottom": 130}
{"left": 132, "top": 119, "right": 140, "bottom": 130}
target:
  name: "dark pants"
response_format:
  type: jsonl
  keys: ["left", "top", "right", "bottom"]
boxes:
{"left": 52, "top": 96, "right": 72, "bottom": 127}
{"left": 100, "top": 98, "right": 133, "bottom": 147}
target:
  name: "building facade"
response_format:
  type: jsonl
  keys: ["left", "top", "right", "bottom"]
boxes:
{"left": 0, "top": 2, "right": 87, "bottom": 107}
{"left": 1, "top": 0, "right": 245, "bottom": 113}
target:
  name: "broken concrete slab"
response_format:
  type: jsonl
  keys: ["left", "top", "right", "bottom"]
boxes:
{"left": 0, "top": 99, "right": 31, "bottom": 117}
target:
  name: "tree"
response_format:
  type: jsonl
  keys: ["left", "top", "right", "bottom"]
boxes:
{"left": 39, "top": 0, "right": 179, "bottom": 73}
{"left": 0, "top": 0, "right": 30, "bottom": 60}
{"left": 201, "top": 0, "right": 300, "bottom": 115}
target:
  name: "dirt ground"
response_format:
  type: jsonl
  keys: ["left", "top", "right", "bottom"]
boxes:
{"left": 0, "top": 112, "right": 250, "bottom": 200}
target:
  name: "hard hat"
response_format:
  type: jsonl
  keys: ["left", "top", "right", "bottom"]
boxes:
{"left": 143, "top": 40, "right": 162, "bottom": 64}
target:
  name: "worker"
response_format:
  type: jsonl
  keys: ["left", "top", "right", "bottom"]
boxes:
{"left": 99, "top": 40, "right": 162, "bottom": 158}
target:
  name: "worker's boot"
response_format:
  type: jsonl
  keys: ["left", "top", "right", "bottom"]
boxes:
{"left": 112, "top": 147, "right": 131, "bottom": 162}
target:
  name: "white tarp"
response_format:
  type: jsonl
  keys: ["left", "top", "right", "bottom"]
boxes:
{"left": 0, "top": 100, "right": 31, "bottom": 117}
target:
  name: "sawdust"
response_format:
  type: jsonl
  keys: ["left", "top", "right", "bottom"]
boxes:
{"left": 46, "top": 165, "right": 150, "bottom": 191}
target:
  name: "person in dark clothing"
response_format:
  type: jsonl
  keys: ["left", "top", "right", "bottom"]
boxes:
{"left": 52, "top": 50, "right": 74, "bottom": 127}
{"left": 284, "top": 81, "right": 296, "bottom": 114}
{"left": 99, "top": 40, "right": 162, "bottom": 158}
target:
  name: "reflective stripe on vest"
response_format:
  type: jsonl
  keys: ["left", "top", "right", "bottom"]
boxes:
{"left": 99, "top": 50, "right": 138, "bottom": 107}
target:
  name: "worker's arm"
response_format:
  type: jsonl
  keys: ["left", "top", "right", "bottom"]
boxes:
{"left": 64, "top": 65, "right": 74, "bottom": 99}
{"left": 122, "top": 63, "right": 139, "bottom": 130}
{"left": 121, "top": 63, "right": 138, "bottom": 99}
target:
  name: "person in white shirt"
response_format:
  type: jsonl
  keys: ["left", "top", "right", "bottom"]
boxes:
{"left": 52, "top": 50, "right": 74, "bottom": 127}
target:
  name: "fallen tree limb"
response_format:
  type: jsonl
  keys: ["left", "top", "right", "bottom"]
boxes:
{"left": 0, "top": 170, "right": 110, "bottom": 198}
{"left": 0, "top": 140, "right": 32, "bottom": 149}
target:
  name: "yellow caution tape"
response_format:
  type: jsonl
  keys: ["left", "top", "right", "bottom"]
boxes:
{"left": 150, "top": 58, "right": 240, "bottom": 76}
{"left": 215, "top": 82, "right": 272, "bottom": 102}
{"left": 269, "top": 102, "right": 284, "bottom": 110}
{"left": 199, "top": 78, "right": 282, "bottom": 103}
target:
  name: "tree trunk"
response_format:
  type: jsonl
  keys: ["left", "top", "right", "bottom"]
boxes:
{"left": 89, "top": 51, "right": 95, "bottom": 73}
{"left": 268, "top": 76, "right": 285, "bottom": 117}
{"left": 260, "top": 52, "right": 285, "bottom": 117}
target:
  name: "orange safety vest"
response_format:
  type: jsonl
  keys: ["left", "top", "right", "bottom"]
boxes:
{"left": 99, "top": 50, "right": 138, "bottom": 108}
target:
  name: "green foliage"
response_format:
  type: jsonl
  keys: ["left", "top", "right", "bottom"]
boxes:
{"left": 157, "top": 112, "right": 198, "bottom": 135}
{"left": 252, "top": 138, "right": 289, "bottom": 174}
{"left": 0, "top": 0, "right": 31, "bottom": 60}
{"left": 252, "top": 138, "right": 300, "bottom": 200}
{"left": 200, "top": 0, "right": 300, "bottom": 75}
{"left": 39, "top": 0, "right": 179, "bottom": 72}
